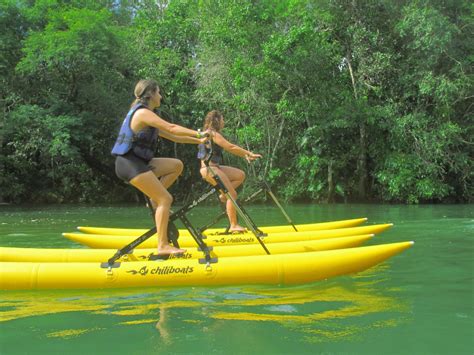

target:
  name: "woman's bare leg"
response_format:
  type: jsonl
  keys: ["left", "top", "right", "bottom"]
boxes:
{"left": 149, "top": 158, "right": 184, "bottom": 188}
{"left": 220, "top": 166, "right": 246, "bottom": 231}
{"left": 130, "top": 171, "right": 186, "bottom": 255}
{"left": 218, "top": 166, "right": 246, "bottom": 202}
{"left": 200, "top": 166, "right": 246, "bottom": 232}
{"left": 147, "top": 158, "right": 184, "bottom": 209}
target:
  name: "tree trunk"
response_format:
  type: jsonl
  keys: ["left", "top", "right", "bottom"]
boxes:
{"left": 266, "top": 115, "right": 285, "bottom": 177}
{"left": 358, "top": 123, "right": 367, "bottom": 200}
{"left": 346, "top": 50, "right": 368, "bottom": 200}
{"left": 327, "top": 160, "right": 335, "bottom": 203}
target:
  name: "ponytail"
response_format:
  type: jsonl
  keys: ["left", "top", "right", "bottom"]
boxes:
{"left": 131, "top": 79, "right": 159, "bottom": 108}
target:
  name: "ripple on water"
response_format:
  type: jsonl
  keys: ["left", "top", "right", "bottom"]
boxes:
{"left": 222, "top": 293, "right": 266, "bottom": 300}
{"left": 265, "top": 305, "right": 299, "bottom": 313}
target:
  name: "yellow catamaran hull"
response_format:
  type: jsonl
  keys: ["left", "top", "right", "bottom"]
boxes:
{"left": 0, "top": 235, "right": 373, "bottom": 263}
{"left": 77, "top": 217, "right": 368, "bottom": 237}
{"left": 0, "top": 242, "right": 413, "bottom": 290}
{"left": 64, "top": 224, "right": 392, "bottom": 249}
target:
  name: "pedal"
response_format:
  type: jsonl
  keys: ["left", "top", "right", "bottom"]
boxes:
{"left": 100, "top": 262, "right": 121, "bottom": 269}
{"left": 198, "top": 257, "right": 218, "bottom": 264}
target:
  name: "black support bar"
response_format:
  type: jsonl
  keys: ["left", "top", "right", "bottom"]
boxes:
{"left": 101, "top": 187, "right": 219, "bottom": 268}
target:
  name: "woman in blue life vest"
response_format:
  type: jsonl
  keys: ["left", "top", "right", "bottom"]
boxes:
{"left": 198, "top": 110, "right": 262, "bottom": 232}
{"left": 112, "top": 79, "right": 208, "bottom": 255}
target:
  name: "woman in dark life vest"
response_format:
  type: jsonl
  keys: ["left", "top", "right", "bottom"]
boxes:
{"left": 198, "top": 110, "right": 262, "bottom": 232}
{"left": 112, "top": 79, "right": 208, "bottom": 255}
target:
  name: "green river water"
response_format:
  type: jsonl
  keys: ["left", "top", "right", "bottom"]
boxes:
{"left": 0, "top": 203, "right": 472, "bottom": 354}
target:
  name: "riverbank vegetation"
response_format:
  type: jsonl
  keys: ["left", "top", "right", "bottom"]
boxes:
{"left": 1, "top": 0, "right": 472, "bottom": 204}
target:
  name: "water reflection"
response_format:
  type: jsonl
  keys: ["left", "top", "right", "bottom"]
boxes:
{"left": 155, "top": 307, "right": 171, "bottom": 344}
{"left": 206, "top": 279, "right": 410, "bottom": 343}
{"left": 0, "top": 270, "right": 411, "bottom": 343}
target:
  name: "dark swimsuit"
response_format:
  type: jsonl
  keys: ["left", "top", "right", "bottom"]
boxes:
{"left": 197, "top": 141, "right": 224, "bottom": 165}
{"left": 115, "top": 151, "right": 153, "bottom": 182}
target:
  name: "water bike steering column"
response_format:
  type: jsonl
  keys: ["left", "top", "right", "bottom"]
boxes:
{"left": 202, "top": 140, "right": 270, "bottom": 255}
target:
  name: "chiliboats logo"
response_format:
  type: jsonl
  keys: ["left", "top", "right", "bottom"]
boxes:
{"left": 127, "top": 265, "right": 194, "bottom": 276}
{"left": 213, "top": 237, "right": 255, "bottom": 244}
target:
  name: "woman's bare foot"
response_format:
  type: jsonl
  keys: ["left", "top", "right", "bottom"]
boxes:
{"left": 229, "top": 225, "right": 246, "bottom": 233}
{"left": 218, "top": 194, "right": 227, "bottom": 203}
{"left": 157, "top": 245, "right": 187, "bottom": 255}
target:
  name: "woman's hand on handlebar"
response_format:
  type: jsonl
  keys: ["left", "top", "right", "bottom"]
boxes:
{"left": 197, "top": 129, "right": 213, "bottom": 144}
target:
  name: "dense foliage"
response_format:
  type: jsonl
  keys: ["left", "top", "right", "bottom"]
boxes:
{"left": 1, "top": 0, "right": 472, "bottom": 204}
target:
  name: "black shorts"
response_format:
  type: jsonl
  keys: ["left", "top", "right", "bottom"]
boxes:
{"left": 115, "top": 151, "right": 153, "bottom": 182}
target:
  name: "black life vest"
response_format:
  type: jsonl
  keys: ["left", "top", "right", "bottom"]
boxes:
{"left": 197, "top": 141, "right": 223, "bottom": 165}
{"left": 111, "top": 104, "right": 159, "bottom": 161}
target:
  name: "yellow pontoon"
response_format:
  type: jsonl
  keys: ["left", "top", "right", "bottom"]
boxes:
{"left": 64, "top": 224, "right": 392, "bottom": 249}
{"left": 0, "top": 241, "right": 413, "bottom": 290}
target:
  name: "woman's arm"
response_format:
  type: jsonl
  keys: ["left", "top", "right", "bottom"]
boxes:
{"left": 135, "top": 109, "right": 200, "bottom": 137}
{"left": 159, "top": 130, "right": 206, "bottom": 144}
{"left": 213, "top": 132, "right": 261, "bottom": 160}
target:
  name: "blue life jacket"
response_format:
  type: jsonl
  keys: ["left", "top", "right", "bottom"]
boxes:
{"left": 197, "top": 141, "right": 223, "bottom": 165}
{"left": 111, "top": 104, "right": 159, "bottom": 161}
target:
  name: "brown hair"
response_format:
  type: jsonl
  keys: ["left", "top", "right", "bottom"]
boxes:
{"left": 130, "top": 79, "right": 159, "bottom": 108}
{"left": 203, "top": 110, "right": 223, "bottom": 132}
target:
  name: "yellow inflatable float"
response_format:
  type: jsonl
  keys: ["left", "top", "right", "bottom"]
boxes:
{"left": 0, "top": 241, "right": 413, "bottom": 290}
{"left": 77, "top": 217, "right": 368, "bottom": 237}
{"left": 63, "top": 224, "right": 392, "bottom": 249}
{"left": 0, "top": 234, "right": 374, "bottom": 263}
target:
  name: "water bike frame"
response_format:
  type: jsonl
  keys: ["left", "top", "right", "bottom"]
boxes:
{"left": 102, "top": 139, "right": 269, "bottom": 269}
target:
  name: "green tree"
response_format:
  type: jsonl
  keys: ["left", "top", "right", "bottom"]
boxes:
{"left": 375, "top": 2, "right": 473, "bottom": 202}
{"left": 1, "top": 0, "right": 471, "bottom": 204}
{"left": 2, "top": 0, "right": 137, "bottom": 202}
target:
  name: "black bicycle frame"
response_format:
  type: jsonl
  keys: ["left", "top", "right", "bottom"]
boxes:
{"left": 101, "top": 186, "right": 219, "bottom": 269}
